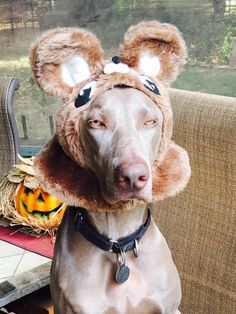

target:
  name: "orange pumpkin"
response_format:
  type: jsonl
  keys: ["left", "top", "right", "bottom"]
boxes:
{"left": 15, "top": 183, "right": 66, "bottom": 223}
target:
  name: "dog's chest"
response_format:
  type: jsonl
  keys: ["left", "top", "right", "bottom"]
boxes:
{"left": 57, "top": 249, "right": 180, "bottom": 314}
{"left": 60, "top": 264, "right": 162, "bottom": 314}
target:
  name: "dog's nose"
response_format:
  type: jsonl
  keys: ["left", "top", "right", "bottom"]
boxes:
{"left": 115, "top": 163, "right": 149, "bottom": 192}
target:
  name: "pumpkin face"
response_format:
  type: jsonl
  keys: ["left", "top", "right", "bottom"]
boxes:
{"left": 15, "top": 183, "right": 66, "bottom": 222}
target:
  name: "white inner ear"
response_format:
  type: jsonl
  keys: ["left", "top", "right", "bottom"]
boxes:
{"left": 61, "top": 56, "right": 91, "bottom": 87}
{"left": 139, "top": 52, "right": 161, "bottom": 78}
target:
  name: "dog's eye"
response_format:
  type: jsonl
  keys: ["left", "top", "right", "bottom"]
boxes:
{"left": 144, "top": 119, "right": 157, "bottom": 127}
{"left": 88, "top": 120, "right": 105, "bottom": 129}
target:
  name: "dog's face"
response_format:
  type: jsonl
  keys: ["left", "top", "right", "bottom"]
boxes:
{"left": 80, "top": 87, "right": 163, "bottom": 204}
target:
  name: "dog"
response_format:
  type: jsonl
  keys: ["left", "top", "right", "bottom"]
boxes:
{"left": 31, "top": 21, "right": 191, "bottom": 313}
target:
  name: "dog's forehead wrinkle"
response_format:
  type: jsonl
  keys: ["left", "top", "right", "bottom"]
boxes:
{"left": 95, "top": 87, "right": 155, "bottom": 109}
{"left": 86, "top": 109, "right": 104, "bottom": 121}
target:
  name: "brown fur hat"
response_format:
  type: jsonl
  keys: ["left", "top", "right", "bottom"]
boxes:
{"left": 31, "top": 21, "right": 191, "bottom": 211}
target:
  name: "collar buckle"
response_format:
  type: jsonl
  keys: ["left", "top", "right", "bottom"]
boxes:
{"left": 109, "top": 240, "right": 119, "bottom": 252}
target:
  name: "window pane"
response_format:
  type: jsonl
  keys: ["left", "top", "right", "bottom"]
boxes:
{"left": 0, "top": 0, "right": 235, "bottom": 141}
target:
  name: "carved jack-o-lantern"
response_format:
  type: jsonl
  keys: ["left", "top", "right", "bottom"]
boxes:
{"left": 15, "top": 183, "right": 66, "bottom": 223}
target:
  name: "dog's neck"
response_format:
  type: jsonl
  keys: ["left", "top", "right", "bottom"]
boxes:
{"left": 86, "top": 204, "right": 148, "bottom": 240}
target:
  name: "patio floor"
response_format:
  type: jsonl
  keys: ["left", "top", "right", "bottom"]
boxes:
{"left": 0, "top": 241, "right": 50, "bottom": 285}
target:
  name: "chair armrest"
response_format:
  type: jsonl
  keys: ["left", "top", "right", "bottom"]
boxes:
{"left": 0, "top": 77, "right": 20, "bottom": 180}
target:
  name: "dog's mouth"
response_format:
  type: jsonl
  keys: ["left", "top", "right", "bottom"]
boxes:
{"left": 101, "top": 185, "right": 153, "bottom": 205}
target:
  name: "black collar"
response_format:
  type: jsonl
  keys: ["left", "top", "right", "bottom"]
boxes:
{"left": 74, "top": 207, "right": 151, "bottom": 255}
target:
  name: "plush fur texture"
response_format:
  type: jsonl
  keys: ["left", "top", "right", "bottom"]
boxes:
{"left": 30, "top": 27, "right": 103, "bottom": 98}
{"left": 119, "top": 21, "right": 187, "bottom": 86}
{"left": 31, "top": 21, "right": 191, "bottom": 211}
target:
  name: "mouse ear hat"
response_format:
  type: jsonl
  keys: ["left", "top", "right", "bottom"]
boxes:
{"left": 30, "top": 21, "right": 190, "bottom": 211}
{"left": 119, "top": 21, "right": 187, "bottom": 86}
{"left": 30, "top": 27, "right": 103, "bottom": 98}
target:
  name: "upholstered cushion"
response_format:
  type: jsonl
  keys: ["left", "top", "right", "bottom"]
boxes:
{"left": 152, "top": 88, "right": 236, "bottom": 314}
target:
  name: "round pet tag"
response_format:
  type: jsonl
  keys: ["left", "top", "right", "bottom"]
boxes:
{"left": 115, "top": 265, "right": 130, "bottom": 284}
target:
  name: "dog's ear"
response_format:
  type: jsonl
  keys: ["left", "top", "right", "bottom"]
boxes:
{"left": 30, "top": 28, "right": 103, "bottom": 97}
{"left": 119, "top": 21, "right": 186, "bottom": 86}
{"left": 33, "top": 136, "right": 104, "bottom": 208}
{"left": 152, "top": 141, "right": 191, "bottom": 201}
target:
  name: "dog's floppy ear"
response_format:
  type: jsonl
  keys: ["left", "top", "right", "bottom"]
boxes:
{"left": 152, "top": 141, "right": 191, "bottom": 202}
{"left": 30, "top": 27, "right": 103, "bottom": 97}
{"left": 119, "top": 21, "right": 186, "bottom": 86}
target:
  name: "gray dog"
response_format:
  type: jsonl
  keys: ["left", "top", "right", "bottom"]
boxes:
{"left": 31, "top": 21, "right": 191, "bottom": 314}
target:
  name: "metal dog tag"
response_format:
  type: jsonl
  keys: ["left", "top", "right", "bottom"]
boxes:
{"left": 115, "top": 265, "right": 130, "bottom": 284}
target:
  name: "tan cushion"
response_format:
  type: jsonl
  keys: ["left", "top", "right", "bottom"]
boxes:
{"left": 152, "top": 89, "right": 236, "bottom": 314}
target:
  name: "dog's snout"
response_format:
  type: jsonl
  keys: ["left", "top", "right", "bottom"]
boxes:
{"left": 115, "top": 163, "right": 149, "bottom": 192}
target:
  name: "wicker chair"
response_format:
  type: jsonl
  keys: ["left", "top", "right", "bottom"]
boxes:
{"left": 0, "top": 77, "right": 20, "bottom": 181}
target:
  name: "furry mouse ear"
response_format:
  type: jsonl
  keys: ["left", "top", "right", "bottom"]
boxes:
{"left": 118, "top": 21, "right": 187, "bottom": 86}
{"left": 30, "top": 27, "right": 103, "bottom": 97}
{"left": 152, "top": 141, "right": 191, "bottom": 202}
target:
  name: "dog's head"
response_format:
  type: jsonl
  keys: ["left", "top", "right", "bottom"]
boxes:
{"left": 31, "top": 21, "right": 191, "bottom": 211}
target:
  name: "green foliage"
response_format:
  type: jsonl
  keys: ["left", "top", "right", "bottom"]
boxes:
{"left": 217, "top": 26, "right": 236, "bottom": 64}
{"left": 116, "top": 0, "right": 128, "bottom": 11}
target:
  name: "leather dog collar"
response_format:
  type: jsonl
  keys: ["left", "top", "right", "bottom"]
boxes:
{"left": 74, "top": 206, "right": 151, "bottom": 255}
